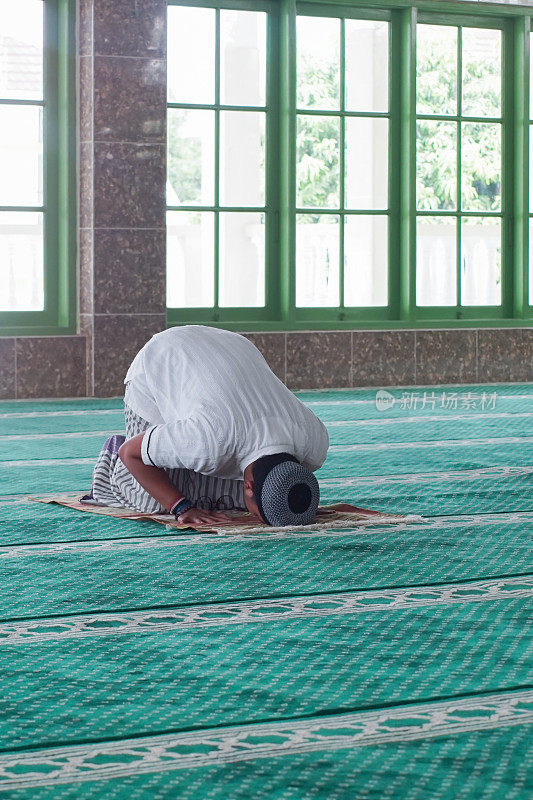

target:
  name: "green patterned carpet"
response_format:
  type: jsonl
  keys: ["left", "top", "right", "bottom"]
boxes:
{"left": 0, "top": 384, "right": 531, "bottom": 799}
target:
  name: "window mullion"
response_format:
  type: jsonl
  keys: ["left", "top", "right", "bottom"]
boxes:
{"left": 501, "top": 18, "right": 513, "bottom": 320}
{"left": 214, "top": 7, "right": 221, "bottom": 314}
{"left": 389, "top": 13, "right": 401, "bottom": 319}
{"left": 45, "top": 0, "right": 62, "bottom": 325}
{"left": 265, "top": 8, "right": 280, "bottom": 319}
{"left": 399, "top": 6, "right": 416, "bottom": 321}
{"left": 339, "top": 17, "right": 345, "bottom": 313}
{"left": 457, "top": 26, "right": 462, "bottom": 311}
{"left": 279, "top": 0, "right": 297, "bottom": 322}
{"left": 510, "top": 15, "right": 529, "bottom": 318}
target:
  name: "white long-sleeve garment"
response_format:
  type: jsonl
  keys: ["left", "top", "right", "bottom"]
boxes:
{"left": 124, "top": 326, "right": 329, "bottom": 479}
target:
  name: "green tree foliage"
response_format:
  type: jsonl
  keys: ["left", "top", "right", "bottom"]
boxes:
{"left": 168, "top": 110, "right": 202, "bottom": 204}
{"left": 167, "top": 33, "right": 501, "bottom": 216}
{"left": 297, "top": 55, "right": 339, "bottom": 210}
{"left": 416, "top": 37, "right": 501, "bottom": 212}
{"left": 297, "top": 114, "right": 339, "bottom": 209}
{"left": 296, "top": 33, "right": 501, "bottom": 213}
{"left": 168, "top": 110, "right": 266, "bottom": 208}
{"left": 461, "top": 121, "right": 501, "bottom": 211}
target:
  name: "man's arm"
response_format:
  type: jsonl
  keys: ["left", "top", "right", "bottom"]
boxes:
{"left": 119, "top": 433, "right": 180, "bottom": 511}
{"left": 118, "top": 434, "right": 230, "bottom": 525}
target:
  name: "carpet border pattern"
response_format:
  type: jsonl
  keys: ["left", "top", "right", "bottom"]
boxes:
{"left": 0, "top": 691, "right": 531, "bottom": 790}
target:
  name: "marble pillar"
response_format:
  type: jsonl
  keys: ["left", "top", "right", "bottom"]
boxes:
{"left": 79, "top": 0, "right": 168, "bottom": 397}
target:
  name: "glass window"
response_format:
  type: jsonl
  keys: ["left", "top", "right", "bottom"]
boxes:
{"left": 0, "top": 212, "right": 43, "bottom": 312}
{"left": 167, "top": 109, "right": 215, "bottom": 206}
{"left": 416, "top": 23, "right": 502, "bottom": 308}
{"left": 167, "top": 211, "right": 215, "bottom": 308}
{"left": 167, "top": 5, "right": 267, "bottom": 311}
{"left": 345, "top": 117, "right": 388, "bottom": 210}
{"left": 0, "top": 0, "right": 45, "bottom": 312}
{"left": 296, "top": 215, "right": 339, "bottom": 307}
{"left": 461, "top": 217, "right": 501, "bottom": 306}
{"left": 219, "top": 212, "right": 265, "bottom": 307}
{"left": 417, "top": 216, "right": 457, "bottom": 306}
{"left": 297, "top": 16, "right": 340, "bottom": 111}
{"left": 344, "top": 216, "right": 388, "bottom": 307}
{"left": 165, "top": 4, "right": 530, "bottom": 327}
{"left": 220, "top": 111, "right": 265, "bottom": 207}
{"left": 297, "top": 115, "right": 340, "bottom": 209}
{"left": 220, "top": 10, "right": 266, "bottom": 106}
{"left": 345, "top": 20, "right": 388, "bottom": 113}
{"left": 167, "top": 6, "right": 215, "bottom": 104}
{"left": 417, "top": 25, "right": 458, "bottom": 117}
{"left": 462, "top": 28, "right": 501, "bottom": 118}
{"left": 296, "top": 14, "right": 390, "bottom": 309}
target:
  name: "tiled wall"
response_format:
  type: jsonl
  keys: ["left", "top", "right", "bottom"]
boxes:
{"left": 2, "top": 328, "right": 532, "bottom": 399}
{"left": 246, "top": 329, "right": 533, "bottom": 390}
{"left": 78, "top": 0, "right": 168, "bottom": 397}
{"left": 0, "top": 0, "right": 531, "bottom": 399}
{"left": 0, "top": 337, "right": 86, "bottom": 400}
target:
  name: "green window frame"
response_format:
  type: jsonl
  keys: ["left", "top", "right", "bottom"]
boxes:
{"left": 293, "top": 6, "right": 392, "bottom": 320}
{"left": 414, "top": 14, "right": 506, "bottom": 320}
{"left": 0, "top": 0, "right": 76, "bottom": 337}
{"left": 167, "top": 0, "right": 533, "bottom": 331}
{"left": 529, "top": 27, "right": 533, "bottom": 309}
{"left": 166, "top": 0, "right": 279, "bottom": 325}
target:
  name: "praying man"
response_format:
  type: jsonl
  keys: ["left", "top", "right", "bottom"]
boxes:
{"left": 87, "top": 325, "right": 329, "bottom": 528}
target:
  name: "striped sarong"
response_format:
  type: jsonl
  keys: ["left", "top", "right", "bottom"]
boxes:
{"left": 88, "top": 405, "right": 245, "bottom": 514}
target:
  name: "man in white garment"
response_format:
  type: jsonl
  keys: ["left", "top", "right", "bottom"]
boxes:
{"left": 91, "top": 325, "right": 329, "bottom": 528}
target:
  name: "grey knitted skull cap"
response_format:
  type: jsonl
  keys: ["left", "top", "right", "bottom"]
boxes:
{"left": 252, "top": 452, "right": 320, "bottom": 527}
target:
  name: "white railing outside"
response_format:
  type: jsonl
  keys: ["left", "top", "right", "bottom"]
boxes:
{"left": 0, "top": 216, "right": 43, "bottom": 311}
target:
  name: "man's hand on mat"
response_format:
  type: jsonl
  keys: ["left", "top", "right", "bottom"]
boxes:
{"left": 176, "top": 507, "right": 232, "bottom": 527}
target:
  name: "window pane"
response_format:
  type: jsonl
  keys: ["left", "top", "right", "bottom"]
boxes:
{"left": 219, "top": 212, "right": 265, "bottom": 307}
{"left": 0, "top": 212, "right": 43, "bottom": 311}
{"left": 220, "top": 10, "right": 266, "bottom": 106}
{"left": 345, "top": 20, "right": 388, "bottom": 112}
{"left": 167, "top": 109, "right": 214, "bottom": 206}
{"left": 220, "top": 111, "right": 265, "bottom": 207}
{"left": 417, "top": 216, "right": 456, "bottom": 306}
{"left": 417, "top": 25, "right": 457, "bottom": 116}
{"left": 167, "top": 211, "right": 214, "bottom": 308}
{"left": 461, "top": 217, "right": 501, "bottom": 306}
{"left": 296, "top": 214, "right": 339, "bottom": 307}
{"left": 297, "top": 116, "right": 340, "bottom": 208}
{"left": 167, "top": 6, "right": 215, "bottom": 104}
{"left": 297, "top": 16, "right": 340, "bottom": 110}
{"left": 462, "top": 28, "right": 501, "bottom": 118}
{"left": 0, "top": 105, "right": 43, "bottom": 206}
{"left": 416, "top": 120, "right": 457, "bottom": 211}
{"left": 461, "top": 122, "right": 501, "bottom": 212}
{"left": 344, "top": 216, "right": 387, "bottom": 306}
{"left": 345, "top": 117, "right": 388, "bottom": 210}
{"left": 0, "top": 0, "right": 43, "bottom": 101}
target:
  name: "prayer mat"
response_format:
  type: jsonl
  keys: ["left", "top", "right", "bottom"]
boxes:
{"left": 0, "top": 382, "right": 532, "bottom": 800}
{"left": 29, "top": 493, "right": 424, "bottom": 533}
